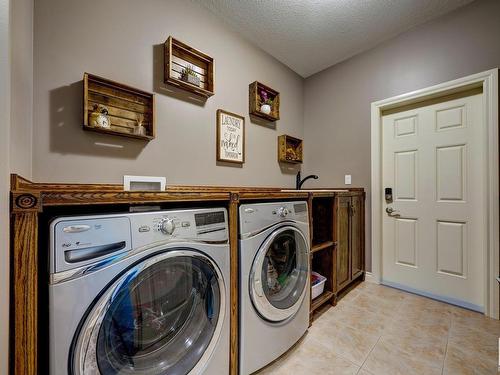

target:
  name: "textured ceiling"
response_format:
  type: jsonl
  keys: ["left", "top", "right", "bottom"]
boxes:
{"left": 195, "top": 0, "right": 474, "bottom": 77}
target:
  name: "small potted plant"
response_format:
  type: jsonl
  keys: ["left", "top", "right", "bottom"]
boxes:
{"left": 181, "top": 64, "right": 200, "bottom": 87}
{"left": 259, "top": 90, "right": 273, "bottom": 115}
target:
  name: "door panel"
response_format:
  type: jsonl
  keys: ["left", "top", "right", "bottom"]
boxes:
{"left": 350, "top": 195, "right": 363, "bottom": 279}
{"left": 382, "top": 93, "right": 486, "bottom": 310}
{"left": 394, "top": 150, "right": 418, "bottom": 200}
{"left": 335, "top": 197, "right": 350, "bottom": 289}
{"left": 394, "top": 218, "right": 418, "bottom": 268}
{"left": 436, "top": 145, "right": 466, "bottom": 201}
{"left": 437, "top": 220, "right": 467, "bottom": 278}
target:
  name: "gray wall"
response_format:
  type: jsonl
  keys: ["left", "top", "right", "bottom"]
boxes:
{"left": 0, "top": 0, "right": 10, "bottom": 372}
{"left": 303, "top": 0, "right": 500, "bottom": 271}
{"left": 32, "top": 0, "right": 304, "bottom": 187}
{"left": 10, "top": 0, "right": 33, "bottom": 177}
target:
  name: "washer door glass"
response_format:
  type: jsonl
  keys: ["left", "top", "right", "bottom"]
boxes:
{"left": 73, "top": 251, "right": 224, "bottom": 375}
{"left": 250, "top": 227, "right": 309, "bottom": 322}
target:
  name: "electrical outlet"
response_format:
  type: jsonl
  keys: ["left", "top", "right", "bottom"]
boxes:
{"left": 345, "top": 175, "right": 352, "bottom": 185}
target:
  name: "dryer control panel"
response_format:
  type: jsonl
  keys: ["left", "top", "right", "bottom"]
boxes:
{"left": 239, "top": 201, "right": 309, "bottom": 237}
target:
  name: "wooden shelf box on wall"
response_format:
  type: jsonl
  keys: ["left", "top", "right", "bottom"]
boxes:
{"left": 278, "top": 134, "right": 303, "bottom": 163}
{"left": 249, "top": 81, "right": 280, "bottom": 121}
{"left": 164, "top": 36, "right": 215, "bottom": 98}
{"left": 83, "top": 73, "right": 156, "bottom": 141}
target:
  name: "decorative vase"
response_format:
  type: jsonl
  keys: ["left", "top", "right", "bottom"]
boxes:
{"left": 89, "top": 104, "right": 111, "bottom": 129}
{"left": 182, "top": 74, "right": 201, "bottom": 87}
{"left": 134, "top": 124, "right": 146, "bottom": 136}
{"left": 260, "top": 104, "right": 271, "bottom": 114}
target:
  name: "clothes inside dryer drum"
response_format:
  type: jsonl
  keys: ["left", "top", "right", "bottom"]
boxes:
{"left": 261, "top": 230, "right": 308, "bottom": 310}
{"left": 95, "top": 256, "right": 221, "bottom": 375}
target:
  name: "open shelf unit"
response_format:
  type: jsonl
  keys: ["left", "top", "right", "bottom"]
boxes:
{"left": 164, "top": 36, "right": 215, "bottom": 98}
{"left": 83, "top": 73, "right": 155, "bottom": 141}
{"left": 249, "top": 81, "right": 280, "bottom": 121}
{"left": 309, "top": 196, "right": 336, "bottom": 320}
{"left": 311, "top": 240, "right": 335, "bottom": 254}
{"left": 311, "top": 291, "right": 335, "bottom": 312}
{"left": 278, "top": 134, "right": 303, "bottom": 164}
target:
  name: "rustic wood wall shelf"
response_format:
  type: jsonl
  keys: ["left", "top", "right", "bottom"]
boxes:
{"left": 249, "top": 81, "right": 280, "bottom": 121}
{"left": 278, "top": 134, "right": 303, "bottom": 164}
{"left": 164, "top": 36, "right": 215, "bottom": 98}
{"left": 83, "top": 73, "right": 156, "bottom": 141}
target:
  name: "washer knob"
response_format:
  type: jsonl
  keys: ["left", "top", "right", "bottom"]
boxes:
{"left": 159, "top": 218, "right": 176, "bottom": 235}
{"left": 277, "top": 207, "right": 289, "bottom": 218}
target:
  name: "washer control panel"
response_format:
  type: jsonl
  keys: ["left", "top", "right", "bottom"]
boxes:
{"left": 50, "top": 208, "right": 228, "bottom": 274}
{"left": 158, "top": 217, "right": 176, "bottom": 235}
{"left": 131, "top": 208, "right": 228, "bottom": 248}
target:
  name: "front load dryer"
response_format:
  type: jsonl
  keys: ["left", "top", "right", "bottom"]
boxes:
{"left": 239, "top": 201, "right": 310, "bottom": 375}
{"left": 49, "top": 208, "right": 230, "bottom": 375}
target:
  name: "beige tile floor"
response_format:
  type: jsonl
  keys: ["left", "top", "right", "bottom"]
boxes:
{"left": 256, "top": 282, "right": 500, "bottom": 375}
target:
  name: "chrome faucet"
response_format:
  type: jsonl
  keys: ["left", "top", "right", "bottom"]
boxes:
{"left": 296, "top": 171, "right": 319, "bottom": 190}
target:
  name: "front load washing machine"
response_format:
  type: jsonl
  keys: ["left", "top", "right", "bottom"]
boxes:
{"left": 239, "top": 201, "right": 310, "bottom": 375}
{"left": 49, "top": 208, "right": 230, "bottom": 375}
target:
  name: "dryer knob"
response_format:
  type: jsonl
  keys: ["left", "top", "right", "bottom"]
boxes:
{"left": 159, "top": 218, "right": 176, "bottom": 235}
{"left": 277, "top": 207, "right": 289, "bottom": 218}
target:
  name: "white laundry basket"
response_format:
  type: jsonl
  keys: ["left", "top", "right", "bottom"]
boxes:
{"left": 311, "top": 271, "right": 327, "bottom": 300}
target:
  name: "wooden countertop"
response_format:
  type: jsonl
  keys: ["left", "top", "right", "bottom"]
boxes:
{"left": 10, "top": 174, "right": 363, "bottom": 211}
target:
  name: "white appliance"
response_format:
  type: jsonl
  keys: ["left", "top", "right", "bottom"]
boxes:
{"left": 49, "top": 208, "right": 230, "bottom": 375}
{"left": 239, "top": 201, "right": 310, "bottom": 375}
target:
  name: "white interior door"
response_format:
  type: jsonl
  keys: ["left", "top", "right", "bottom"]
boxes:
{"left": 382, "top": 92, "right": 486, "bottom": 312}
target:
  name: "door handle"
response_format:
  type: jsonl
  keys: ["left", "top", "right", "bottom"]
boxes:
{"left": 64, "top": 241, "right": 127, "bottom": 263}
{"left": 385, "top": 207, "right": 401, "bottom": 217}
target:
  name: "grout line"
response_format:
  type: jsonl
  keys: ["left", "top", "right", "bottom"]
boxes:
{"left": 440, "top": 313, "right": 453, "bottom": 375}
{"left": 358, "top": 334, "right": 382, "bottom": 374}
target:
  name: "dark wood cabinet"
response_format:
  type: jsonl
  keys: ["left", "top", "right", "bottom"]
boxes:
{"left": 308, "top": 190, "right": 365, "bottom": 321}
{"left": 334, "top": 192, "right": 365, "bottom": 295}
{"left": 350, "top": 194, "right": 364, "bottom": 280}
{"left": 335, "top": 196, "right": 351, "bottom": 290}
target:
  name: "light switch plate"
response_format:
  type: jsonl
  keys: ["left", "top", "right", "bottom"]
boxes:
{"left": 345, "top": 175, "right": 352, "bottom": 185}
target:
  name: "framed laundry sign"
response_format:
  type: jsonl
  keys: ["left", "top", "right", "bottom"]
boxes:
{"left": 216, "top": 109, "right": 245, "bottom": 164}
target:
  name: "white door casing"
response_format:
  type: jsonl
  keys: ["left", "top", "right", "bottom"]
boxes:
{"left": 371, "top": 69, "right": 499, "bottom": 318}
{"left": 382, "top": 93, "right": 485, "bottom": 311}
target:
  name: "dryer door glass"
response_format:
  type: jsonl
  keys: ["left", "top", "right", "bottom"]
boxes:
{"left": 73, "top": 251, "right": 225, "bottom": 375}
{"left": 261, "top": 229, "right": 308, "bottom": 309}
{"left": 250, "top": 226, "right": 309, "bottom": 322}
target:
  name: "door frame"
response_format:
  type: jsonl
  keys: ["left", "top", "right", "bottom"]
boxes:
{"left": 370, "top": 69, "right": 499, "bottom": 318}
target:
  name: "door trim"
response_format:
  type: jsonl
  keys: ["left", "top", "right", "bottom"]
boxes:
{"left": 370, "top": 69, "right": 499, "bottom": 318}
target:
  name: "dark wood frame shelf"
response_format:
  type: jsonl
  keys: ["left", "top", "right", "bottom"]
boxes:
{"left": 164, "top": 36, "right": 215, "bottom": 98}
{"left": 309, "top": 195, "right": 336, "bottom": 319}
{"left": 249, "top": 81, "right": 280, "bottom": 121}
{"left": 278, "top": 134, "right": 303, "bottom": 164}
{"left": 311, "top": 240, "right": 335, "bottom": 254}
{"left": 83, "top": 73, "right": 156, "bottom": 141}
{"left": 311, "top": 196, "right": 334, "bottom": 245}
{"left": 311, "top": 291, "right": 335, "bottom": 312}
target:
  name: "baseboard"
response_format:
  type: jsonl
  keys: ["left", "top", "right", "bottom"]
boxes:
{"left": 364, "top": 272, "right": 379, "bottom": 284}
{"left": 381, "top": 279, "right": 484, "bottom": 313}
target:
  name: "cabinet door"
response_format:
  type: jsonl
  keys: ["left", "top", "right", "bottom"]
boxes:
{"left": 335, "top": 196, "right": 351, "bottom": 290}
{"left": 350, "top": 194, "right": 364, "bottom": 279}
